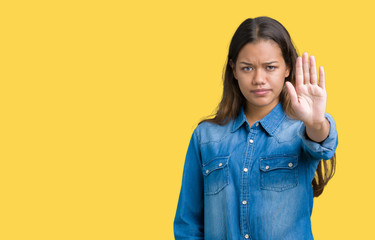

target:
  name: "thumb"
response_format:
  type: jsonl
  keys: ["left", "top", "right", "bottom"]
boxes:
{"left": 285, "top": 81, "right": 298, "bottom": 106}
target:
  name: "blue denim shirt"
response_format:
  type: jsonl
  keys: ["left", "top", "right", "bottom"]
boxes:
{"left": 174, "top": 102, "right": 338, "bottom": 240}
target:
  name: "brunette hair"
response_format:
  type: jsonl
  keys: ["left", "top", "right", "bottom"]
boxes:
{"left": 199, "top": 16, "right": 336, "bottom": 197}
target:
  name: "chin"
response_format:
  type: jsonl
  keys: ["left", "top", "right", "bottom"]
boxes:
{"left": 247, "top": 98, "right": 279, "bottom": 108}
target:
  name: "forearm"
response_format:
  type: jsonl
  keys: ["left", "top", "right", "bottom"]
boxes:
{"left": 305, "top": 118, "right": 330, "bottom": 143}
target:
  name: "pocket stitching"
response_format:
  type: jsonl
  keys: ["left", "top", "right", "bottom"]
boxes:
{"left": 259, "top": 155, "right": 299, "bottom": 192}
{"left": 203, "top": 155, "right": 230, "bottom": 195}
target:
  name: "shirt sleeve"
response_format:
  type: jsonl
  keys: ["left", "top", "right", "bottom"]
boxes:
{"left": 174, "top": 128, "right": 204, "bottom": 240}
{"left": 298, "top": 113, "right": 338, "bottom": 160}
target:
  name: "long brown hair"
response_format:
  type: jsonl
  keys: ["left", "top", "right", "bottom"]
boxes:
{"left": 199, "top": 16, "right": 336, "bottom": 197}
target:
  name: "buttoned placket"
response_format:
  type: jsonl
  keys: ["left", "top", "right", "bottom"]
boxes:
{"left": 240, "top": 122, "right": 259, "bottom": 239}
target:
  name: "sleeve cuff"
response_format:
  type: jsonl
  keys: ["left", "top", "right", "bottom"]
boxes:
{"left": 298, "top": 113, "right": 338, "bottom": 160}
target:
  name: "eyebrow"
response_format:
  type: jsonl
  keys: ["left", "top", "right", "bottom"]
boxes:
{"left": 239, "top": 61, "right": 279, "bottom": 65}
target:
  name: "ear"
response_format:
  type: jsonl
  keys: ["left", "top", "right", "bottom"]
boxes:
{"left": 229, "top": 59, "right": 238, "bottom": 79}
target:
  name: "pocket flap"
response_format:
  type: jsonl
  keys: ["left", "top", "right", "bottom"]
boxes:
{"left": 260, "top": 155, "right": 298, "bottom": 172}
{"left": 202, "top": 156, "right": 229, "bottom": 176}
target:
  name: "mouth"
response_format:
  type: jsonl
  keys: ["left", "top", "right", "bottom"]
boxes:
{"left": 251, "top": 89, "right": 271, "bottom": 96}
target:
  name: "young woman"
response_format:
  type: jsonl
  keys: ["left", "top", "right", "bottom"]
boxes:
{"left": 174, "top": 16, "right": 338, "bottom": 240}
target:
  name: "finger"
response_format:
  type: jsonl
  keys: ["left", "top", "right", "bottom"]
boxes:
{"left": 285, "top": 81, "right": 299, "bottom": 106}
{"left": 302, "top": 52, "right": 310, "bottom": 84}
{"left": 295, "top": 56, "right": 303, "bottom": 87}
{"left": 318, "top": 66, "right": 325, "bottom": 89}
{"left": 309, "top": 55, "right": 317, "bottom": 85}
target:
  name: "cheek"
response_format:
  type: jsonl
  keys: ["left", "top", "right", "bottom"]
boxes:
{"left": 271, "top": 74, "right": 286, "bottom": 88}
{"left": 237, "top": 80, "right": 249, "bottom": 96}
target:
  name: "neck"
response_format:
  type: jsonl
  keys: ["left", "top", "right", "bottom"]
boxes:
{"left": 245, "top": 101, "right": 279, "bottom": 126}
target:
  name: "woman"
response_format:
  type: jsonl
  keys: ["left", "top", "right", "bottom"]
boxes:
{"left": 174, "top": 16, "right": 338, "bottom": 240}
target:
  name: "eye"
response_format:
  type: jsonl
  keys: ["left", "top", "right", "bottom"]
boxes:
{"left": 266, "top": 66, "right": 276, "bottom": 70}
{"left": 242, "top": 66, "right": 253, "bottom": 71}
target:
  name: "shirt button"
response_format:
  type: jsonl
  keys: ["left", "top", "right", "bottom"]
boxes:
{"left": 242, "top": 200, "right": 247, "bottom": 205}
{"left": 288, "top": 162, "right": 293, "bottom": 167}
{"left": 244, "top": 234, "right": 249, "bottom": 239}
{"left": 249, "top": 139, "right": 254, "bottom": 143}
{"left": 243, "top": 168, "right": 248, "bottom": 172}
{"left": 255, "top": 122, "right": 259, "bottom": 127}
{"left": 265, "top": 165, "right": 270, "bottom": 170}
{"left": 219, "top": 163, "right": 223, "bottom": 167}
{"left": 206, "top": 170, "right": 209, "bottom": 174}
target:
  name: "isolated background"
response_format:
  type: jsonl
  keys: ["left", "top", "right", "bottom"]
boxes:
{"left": 1, "top": 0, "right": 373, "bottom": 239}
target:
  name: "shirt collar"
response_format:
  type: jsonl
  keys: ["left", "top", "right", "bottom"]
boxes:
{"left": 231, "top": 102, "right": 286, "bottom": 136}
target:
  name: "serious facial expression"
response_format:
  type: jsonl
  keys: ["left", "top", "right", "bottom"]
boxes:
{"left": 230, "top": 39, "right": 290, "bottom": 113}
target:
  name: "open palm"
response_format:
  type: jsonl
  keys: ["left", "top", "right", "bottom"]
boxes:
{"left": 285, "top": 52, "right": 327, "bottom": 127}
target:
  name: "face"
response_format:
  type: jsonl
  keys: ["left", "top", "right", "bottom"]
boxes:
{"left": 230, "top": 40, "right": 290, "bottom": 114}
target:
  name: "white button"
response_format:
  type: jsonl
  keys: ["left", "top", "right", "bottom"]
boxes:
{"left": 244, "top": 234, "right": 249, "bottom": 239}
{"left": 243, "top": 168, "right": 248, "bottom": 172}
{"left": 249, "top": 139, "right": 254, "bottom": 143}
{"left": 265, "top": 165, "right": 270, "bottom": 170}
{"left": 288, "top": 162, "right": 293, "bottom": 167}
{"left": 219, "top": 163, "right": 223, "bottom": 167}
{"left": 255, "top": 123, "right": 259, "bottom": 127}
{"left": 242, "top": 200, "right": 247, "bottom": 205}
{"left": 206, "top": 170, "right": 209, "bottom": 174}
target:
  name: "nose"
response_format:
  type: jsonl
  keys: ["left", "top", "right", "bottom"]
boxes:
{"left": 252, "top": 69, "right": 266, "bottom": 85}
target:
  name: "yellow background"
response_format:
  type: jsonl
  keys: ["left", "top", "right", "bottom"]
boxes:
{"left": 0, "top": 0, "right": 373, "bottom": 239}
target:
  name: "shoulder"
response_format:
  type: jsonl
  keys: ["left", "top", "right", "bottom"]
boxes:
{"left": 194, "top": 120, "right": 234, "bottom": 145}
{"left": 273, "top": 115, "right": 303, "bottom": 143}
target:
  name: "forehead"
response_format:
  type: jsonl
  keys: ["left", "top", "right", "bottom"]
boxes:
{"left": 237, "top": 40, "right": 284, "bottom": 63}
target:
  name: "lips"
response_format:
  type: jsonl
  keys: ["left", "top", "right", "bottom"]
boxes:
{"left": 251, "top": 89, "right": 271, "bottom": 95}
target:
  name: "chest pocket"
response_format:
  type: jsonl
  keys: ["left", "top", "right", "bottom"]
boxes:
{"left": 202, "top": 156, "right": 229, "bottom": 195}
{"left": 260, "top": 154, "right": 298, "bottom": 191}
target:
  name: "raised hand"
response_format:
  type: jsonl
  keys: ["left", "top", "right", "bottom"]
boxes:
{"left": 285, "top": 52, "right": 330, "bottom": 142}
{"left": 285, "top": 52, "right": 327, "bottom": 126}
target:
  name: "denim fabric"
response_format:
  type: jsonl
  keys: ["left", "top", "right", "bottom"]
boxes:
{"left": 174, "top": 102, "right": 338, "bottom": 240}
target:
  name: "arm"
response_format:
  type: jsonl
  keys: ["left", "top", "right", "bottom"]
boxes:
{"left": 174, "top": 129, "right": 204, "bottom": 240}
{"left": 299, "top": 113, "right": 338, "bottom": 160}
{"left": 285, "top": 52, "right": 338, "bottom": 159}
{"left": 305, "top": 118, "right": 330, "bottom": 143}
